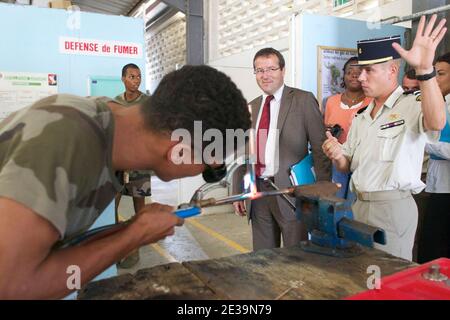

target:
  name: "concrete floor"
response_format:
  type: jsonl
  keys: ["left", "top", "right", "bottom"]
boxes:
{"left": 116, "top": 177, "right": 253, "bottom": 275}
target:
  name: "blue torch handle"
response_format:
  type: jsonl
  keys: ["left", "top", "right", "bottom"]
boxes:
{"left": 174, "top": 206, "right": 201, "bottom": 218}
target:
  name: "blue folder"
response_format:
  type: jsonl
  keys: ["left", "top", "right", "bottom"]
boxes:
{"left": 289, "top": 153, "right": 316, "bottom": 186}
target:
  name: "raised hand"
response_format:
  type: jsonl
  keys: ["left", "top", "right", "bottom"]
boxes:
{"left": 392, "top": 14, "right": 447, "bottom": 73}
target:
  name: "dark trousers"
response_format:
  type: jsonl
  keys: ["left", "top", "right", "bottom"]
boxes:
{"left": 412, "top": 190, "right": 430, "bottom": 262}
{"left": 250, "top": 179, "right": 307, "bottom": 250}
{"left": 417, "top": 193, "right": 450, "bottom": 263}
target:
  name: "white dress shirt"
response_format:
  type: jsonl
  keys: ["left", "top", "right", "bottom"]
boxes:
{"left": 425, "top": 95, "right": 450, "bottom": 193}
{"left": 255, "top": 85, "right": 284, "bottom": 177}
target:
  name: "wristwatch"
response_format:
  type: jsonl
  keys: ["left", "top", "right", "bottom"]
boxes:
{"left": 416, "top": 67, "right": 436, "bottom": 81}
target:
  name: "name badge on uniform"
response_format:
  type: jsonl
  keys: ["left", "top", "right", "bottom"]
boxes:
{"left": 380, "top": 120, "right": 405, "bottom": 130}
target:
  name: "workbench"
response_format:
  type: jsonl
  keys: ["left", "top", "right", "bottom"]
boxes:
{"left": 78, "top": 245, "right": 416, "bottom": 300}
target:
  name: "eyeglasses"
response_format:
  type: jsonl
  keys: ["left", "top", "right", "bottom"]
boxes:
{"left": 254, "top": 67, "right": 281, "bottom": 75}
{"left": 202, "top": 164, "right": 227, "bottom": 183}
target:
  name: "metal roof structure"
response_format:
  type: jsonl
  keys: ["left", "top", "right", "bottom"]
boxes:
{"left": 0, "top": 0, "right": 147, "bottom": 16}
{"left": 70, "top": 0, "right": 145, "bottom": 16}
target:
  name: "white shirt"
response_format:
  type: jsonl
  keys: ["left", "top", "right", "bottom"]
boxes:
{"left": 343, "top": 86, "right": 439, "bottom": 194}
{"left": 340, "top": 100, "right": 364, "bottom": 110}
{"left": 425, "top": 95, "right": 450, "bottom": 193}
{"left": 255, "top": 84, "right": 284, "bottom": 177}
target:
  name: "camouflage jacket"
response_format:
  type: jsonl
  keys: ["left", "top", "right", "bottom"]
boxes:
{"left": 0, "top": 94, "right": 123, "bottom": 241}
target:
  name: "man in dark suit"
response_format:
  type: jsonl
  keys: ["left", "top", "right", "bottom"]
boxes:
{"left": 233, "top": 47, "right": 331, "bottom": 250}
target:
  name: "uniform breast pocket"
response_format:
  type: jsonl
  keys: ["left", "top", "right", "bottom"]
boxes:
{"left": 377, "top": 125, "right": 406, "bottom": 162}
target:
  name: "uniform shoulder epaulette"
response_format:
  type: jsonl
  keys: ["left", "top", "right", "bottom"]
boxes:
{"left": 355, "top": 106, "right": 368, "bottom": 117}
{"left": 403, "top": 90, "right": 421, "bottom": 101}
{"left": 403, "top": 89, "right": 420, "bottom": 95}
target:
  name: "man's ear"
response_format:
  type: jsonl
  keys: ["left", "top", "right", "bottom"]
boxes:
{"left": 390, "top": 60, "right": 401, "bottom": 78}
{"left": 167, "top": 142, "right": 192, "bottom": 165}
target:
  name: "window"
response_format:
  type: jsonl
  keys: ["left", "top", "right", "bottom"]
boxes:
{"left": 333, "top": 0, "right": 353, "bottom": 8}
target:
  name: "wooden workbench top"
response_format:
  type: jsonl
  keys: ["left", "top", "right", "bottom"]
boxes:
{"left": 78, "top": 246, "right": 415, "bottom": 300}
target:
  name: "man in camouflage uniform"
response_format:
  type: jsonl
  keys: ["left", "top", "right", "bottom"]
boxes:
{"left": 114, "top": 64, "right": 152, "bottom": 268}
{"left": 0, "top": 65, "right": 251, "bottom": 299}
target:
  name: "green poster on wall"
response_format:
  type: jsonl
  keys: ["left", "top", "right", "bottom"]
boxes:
{"left": 0, "top": 71, "right": 58, "bottom": 121}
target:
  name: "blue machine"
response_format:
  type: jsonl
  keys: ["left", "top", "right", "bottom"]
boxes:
{"left": 286, "top": 146, "right": 386, "bottom": 257}
{"left": 295, "top": 191, "right": 386, "bottom": 257}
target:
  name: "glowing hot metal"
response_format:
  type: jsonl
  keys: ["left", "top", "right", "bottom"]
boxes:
{"left": 192, "top": 187, "right": 296, "bottom": 208}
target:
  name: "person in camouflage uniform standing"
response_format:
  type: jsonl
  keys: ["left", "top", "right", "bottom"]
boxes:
{"left": 0, "top": 65, "right": 251, "bottom": 299}
{"left": 114, "top": 64, "right": 152, "bottom": 268}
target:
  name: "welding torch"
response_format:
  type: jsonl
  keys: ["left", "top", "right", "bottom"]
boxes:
{"left": 60, "top": 187, "right": 300, "bottom": 247}
{"left": 60, "top": 181, "right": 339, "bottom": 248}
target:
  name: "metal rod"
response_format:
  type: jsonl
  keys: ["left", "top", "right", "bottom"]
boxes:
{"left": 194, "top": 188, "right": 295, "bottom": 208}
{"left": 195, "top": 181, "right": 342, "bottom": 208}
{"left": 381, "top": 4, "right": 450, "bottom": 25}
{"left": 265, "top": 178, "right": 296, "bottom": 210}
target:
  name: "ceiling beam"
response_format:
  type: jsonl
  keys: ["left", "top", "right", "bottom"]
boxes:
{"left": 161, "top": 0, "right": 187, "bottom": 13}
{"left": 161, "top": 0, "right": 204, "bottom": 65}
{"left": 145, "top": 0, "right": 163, "bottom": 15}
{"left": 127, "top": 0, "right": 147, "bottom": 16}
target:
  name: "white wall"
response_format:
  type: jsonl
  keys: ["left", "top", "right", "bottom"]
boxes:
{"left": 350, "top": 0, "right": 413, "bottom": 28}
{"left": 206, "top": 0, "right": 413, "bottom": 102}
{"left": 209, "top": 38, "right": 292, "bottom": 102}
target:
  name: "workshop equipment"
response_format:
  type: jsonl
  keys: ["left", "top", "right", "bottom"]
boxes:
{"left": 62, "top": 180, "right": 307, "bottom": 248}
{"left": 190, "top": 178, "right": 386, "bottom": 258}
{"left": 346, "top": 258, "right": 450, "bottom": 300}
{"left": 295, "top": 191, "right": 386, "bottom": 257}
{"left": 63, "top": 175, "right": 385, "bottom": 257}
{"left": 59, "top": 206, "right": 202, "bottom": 248}
{"left": 61, "top": 181, "right": 340, "bottom": 248}
{"left": 230, "top": 175, "right": 385, "bottom": 258}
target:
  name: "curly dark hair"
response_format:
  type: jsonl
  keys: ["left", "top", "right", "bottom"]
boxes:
{"left": 253, "top": 48, "right": 286, "bottom": 70}
{"left": 141, "top": 65, "right": 251, "bottom": 156}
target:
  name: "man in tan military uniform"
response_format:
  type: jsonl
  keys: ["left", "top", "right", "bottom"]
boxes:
{"left": 114, "top": 64, "right": 152, "bottom": 268}
{"left": 322, "top": 15, "right": 447, "bottom": 261}
{"left": 0, "top": 65, "right": 251, "bottom": 299}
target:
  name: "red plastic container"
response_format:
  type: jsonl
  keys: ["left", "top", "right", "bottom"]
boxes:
{"left": 346, "top": 258, "right": 450, "bottom": 300}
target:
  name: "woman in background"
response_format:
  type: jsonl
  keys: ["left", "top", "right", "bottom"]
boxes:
{"left": 418, "top": 52, "right": 450, "bottom": 263}
{"left": 324, "top": 56, "right": 372, "bottom": 199}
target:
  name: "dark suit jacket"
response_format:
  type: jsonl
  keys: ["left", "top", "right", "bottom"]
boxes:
{"left": 233, "top": 85, "right": 331, "bottom": 219}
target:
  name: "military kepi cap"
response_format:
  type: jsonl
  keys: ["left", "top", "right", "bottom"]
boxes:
{"left": 355, "top": 35, "right": 401, "bottom": 66}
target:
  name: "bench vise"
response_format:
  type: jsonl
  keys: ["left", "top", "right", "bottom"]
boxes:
{"left": 294, "top": 187, "right": 386, "bottom": 257}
